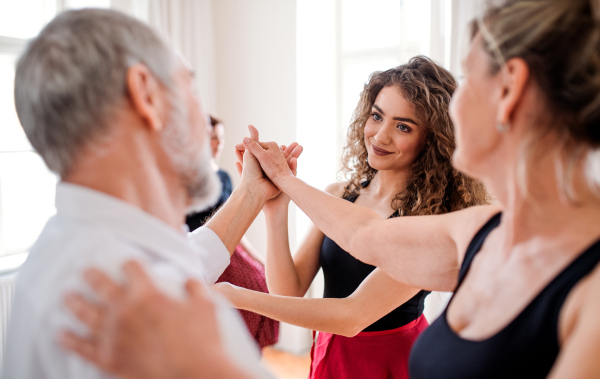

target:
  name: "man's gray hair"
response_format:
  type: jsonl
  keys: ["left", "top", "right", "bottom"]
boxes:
{"left": 14, "top": 8, "right": 177, "bottom": 176}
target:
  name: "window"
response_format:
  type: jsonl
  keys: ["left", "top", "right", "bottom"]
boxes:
{"left": 339, "top": 0, "right": 452, "bottom": 131}
{"left": 296, "top": 0, "right": 453, "bottom": 237}
{"left": 0, "top": 0, "right": 110, "bottom": 260}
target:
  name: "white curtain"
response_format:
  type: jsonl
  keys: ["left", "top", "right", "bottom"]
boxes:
{"left": 449, "top": 0, "right": 486, "bottom": 75}
{"left": 111, "top": 0, "right": 218, "bottom": 114}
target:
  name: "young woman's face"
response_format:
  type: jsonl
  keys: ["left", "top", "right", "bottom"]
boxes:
{"left": 364, "top": 85, "right": 426, "bottom": 172}
{"left": 449, "top": 33, "right": 504, "bottom": 178}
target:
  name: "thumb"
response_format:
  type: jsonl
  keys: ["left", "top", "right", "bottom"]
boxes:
{"left": 243, "top": 137, "right": 265, "bottom": 157}
{"left": 247, "top": 125, "right": 260, "bottom": 141}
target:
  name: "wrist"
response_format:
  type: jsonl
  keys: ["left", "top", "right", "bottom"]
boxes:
{"left": 228, "top": 286, "right": 247, "bottom": 309}
{"left": 272, "top": 170, "right": 295, "bottom": 189}
{"left": 237, "top": 180, "right": 267, "bottom": 210}
{"left": 263, "top": 200, "right": 289, "bottom": 216}
{"left": 273, "top": 174, "right": 297, "bottom": 196}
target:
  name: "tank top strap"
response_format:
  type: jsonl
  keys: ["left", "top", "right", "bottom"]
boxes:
{"left": 456, "top": 212, "right": 502, "bottom": 287}
{"left": 345, "top": 180, "right": 400, "bottom": 219}
{"left": 344, "top": 180, "right": 371, "bottom": 203}
{"left": 543, "top": 237, "right": 600, "bottom": 315}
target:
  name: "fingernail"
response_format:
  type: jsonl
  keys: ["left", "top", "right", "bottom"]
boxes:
{"left": 243, "top": 137, "right": 250, "bottom": 144}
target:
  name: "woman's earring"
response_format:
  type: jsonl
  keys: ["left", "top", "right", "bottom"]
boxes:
{"left": 496, "top": 121, "right": 511, "bottom": 133}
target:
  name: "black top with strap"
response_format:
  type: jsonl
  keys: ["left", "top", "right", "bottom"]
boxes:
{"left": 320, "top": 181, "right": 430, "bottom": 332}
{"left": 409, "top": 213, "right": 600, "bottom": 379}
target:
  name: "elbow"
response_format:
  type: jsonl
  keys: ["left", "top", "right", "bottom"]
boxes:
{"left": 342, "top": 327, "right": 362, "bottom": 338}
{"left": 336, "top": 311, "right": 370, "bottom": 337}
{"left": 338, "top": 322, "right": 366, "bottom": 338}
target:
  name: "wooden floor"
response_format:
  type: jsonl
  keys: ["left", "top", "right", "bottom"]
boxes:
{"left": 261, "top": 347, "right": 311, "bottom": 379}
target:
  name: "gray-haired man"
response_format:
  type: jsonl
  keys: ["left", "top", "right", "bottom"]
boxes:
{"left": 2, "top": 8, "right": 297, "bottom": 379}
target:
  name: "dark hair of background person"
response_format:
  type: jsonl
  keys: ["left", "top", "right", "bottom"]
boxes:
{"left": 210, "top": 115, "right": 222, "bottom": 128}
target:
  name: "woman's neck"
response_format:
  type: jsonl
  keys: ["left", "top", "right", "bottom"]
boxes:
{"left": 489, "top": 145, "right": 600, "bottom": 250}
{"left": 368, "top": 168, "right": 411, "bottom": 202}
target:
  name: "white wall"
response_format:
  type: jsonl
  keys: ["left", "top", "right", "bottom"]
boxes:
{"left": 449, "top": 0, "right": 486, "bottom": 76}
{"left": 211, "top": 2, "right": 311, "bottom": 353}
{"left": 212, "top": 0, "right": 297, "bottom": 256}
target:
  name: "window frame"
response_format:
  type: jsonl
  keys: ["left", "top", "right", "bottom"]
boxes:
{"left": 0, "top": 0, "right": 65, "bottom": 263}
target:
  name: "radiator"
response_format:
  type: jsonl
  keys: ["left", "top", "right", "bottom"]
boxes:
{"left": 0, "top": 272, "right": 18, "bottom": 371}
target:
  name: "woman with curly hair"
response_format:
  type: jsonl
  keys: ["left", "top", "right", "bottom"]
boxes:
{"left": 215, "top": 56, "right": 489, "bottom": 379}
{"left": 59, "top": 1, "right": 600, "bottom": 378}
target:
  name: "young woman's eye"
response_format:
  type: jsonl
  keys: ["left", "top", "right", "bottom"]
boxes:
{"left": 397, "top": 124, "right": 411, "bottom": 132}
{"left": 372, "top": 113, "right": 382, "bottom": 121}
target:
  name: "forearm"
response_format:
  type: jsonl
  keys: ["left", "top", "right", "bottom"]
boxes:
{"left": 264, "top": 206, "right": 303, "bottom": 296}
{"left": 234, "top": 288, "right": 362, "bottom": 337}
{"left": 205, "top": 182, "right": 265, "bottom": 254}
{"left": 275, "top": 175, "right": 381, "bottom": 265}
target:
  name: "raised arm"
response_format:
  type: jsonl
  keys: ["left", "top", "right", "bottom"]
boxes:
{"left": 241, "top": 134, "right": 500, "bottom": 291}
{"left": 263, "top": 183, "right": 345, "bottom": 297}
{"left": 214, "top": 268, "right": 421, "bottom": 337}
{"left": 205, "top": 133, "right": 302, "bottom": 254}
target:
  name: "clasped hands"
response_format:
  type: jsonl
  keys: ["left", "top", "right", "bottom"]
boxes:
{"left": 235, "top": 124, "right": 303, "bottom": 206}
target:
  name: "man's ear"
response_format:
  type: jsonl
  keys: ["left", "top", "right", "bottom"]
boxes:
{"left": 497, "top": 57, "right": 530, "bottom": 127}
{"left": 126, "top": 63, "right": 168, "bottom": 132}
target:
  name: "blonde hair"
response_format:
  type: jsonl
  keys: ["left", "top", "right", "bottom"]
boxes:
{"left": 474, "top": 0, "right": 600, "bottom": 197}
{"left": 341, "top": 56, "right": 491, "bottom": 216}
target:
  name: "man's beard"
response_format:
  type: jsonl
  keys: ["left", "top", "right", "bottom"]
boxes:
{"left": 162, "top": 91, "right": 222, "bottom": 215}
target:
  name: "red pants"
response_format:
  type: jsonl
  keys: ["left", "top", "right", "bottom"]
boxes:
{"left": 309, "top": 315, "right": 428, "bottom": 379}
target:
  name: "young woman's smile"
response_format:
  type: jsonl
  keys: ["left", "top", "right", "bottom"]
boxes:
{"left": 371, "top": 144, "right": 394, "bottom": 156}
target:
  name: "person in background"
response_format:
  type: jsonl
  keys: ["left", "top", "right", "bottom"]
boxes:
{"left": 185, "top": 115, "right": 232, "bottom": 231}
{"left": 186, "top": 114, "right": 281, "bottom": 349}
{"left": 218, "top": 57, "right": 490, "bottom": 379}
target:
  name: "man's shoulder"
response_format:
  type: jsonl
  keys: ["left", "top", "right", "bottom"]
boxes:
{"left": 20, "top": 218, "right": 146, "bottom": 289}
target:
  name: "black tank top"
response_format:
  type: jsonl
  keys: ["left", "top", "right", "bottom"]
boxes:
{"left": 320, "top": 181, "right": 430, "bottom": 332}
{"left": 409, "top": 213, "right": 600, "bottom": 379}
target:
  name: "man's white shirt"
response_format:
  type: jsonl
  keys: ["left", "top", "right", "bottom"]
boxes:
{"left": 2, "top": 182, "right": 273, "bottom": 379}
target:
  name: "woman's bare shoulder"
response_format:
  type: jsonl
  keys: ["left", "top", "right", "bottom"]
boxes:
{"left": 445, "top": 204, "right": 503, "bottom": 259}
{"left": 451, "top": 204, "right": 503, "bottom": 224}
{"left": 580, "top": 261, "right": 600, "bottom": 316}
{"left": 324, "top": 181, "right": 349, "bottom": 197}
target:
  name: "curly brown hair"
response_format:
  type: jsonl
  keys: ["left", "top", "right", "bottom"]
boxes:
{"left": 341, "top": 55, "right": 491, "bottom": 215}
